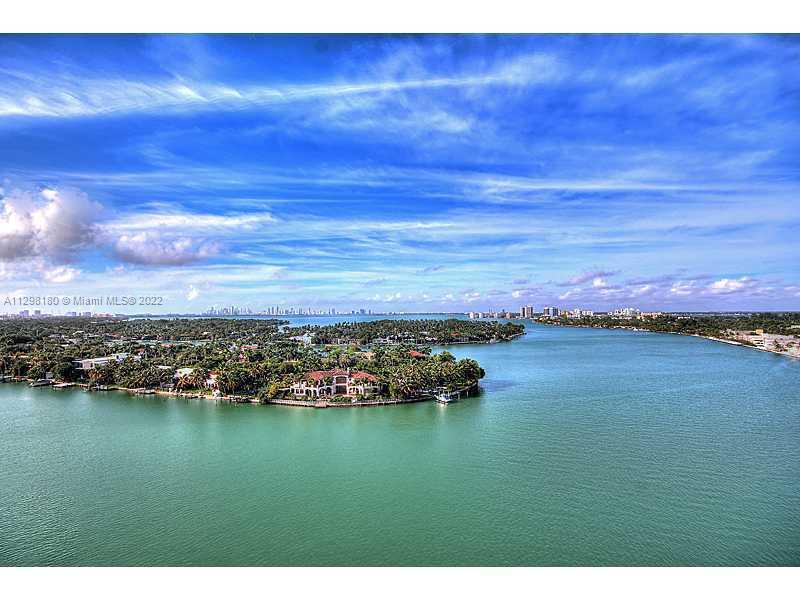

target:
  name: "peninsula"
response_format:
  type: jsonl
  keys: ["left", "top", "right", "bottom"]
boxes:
{"left": 0, "top": 317, "right": 524, "bottom": 406}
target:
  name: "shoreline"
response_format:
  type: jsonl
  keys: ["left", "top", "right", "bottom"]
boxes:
{"left": 435, "top": 331, "right": 525, "bottom": 345}
{"left": 1, "top": 379, "right": 481, "bottom": 409}
{"left": 534, "top": 321, "right": 800, "bottom": 359}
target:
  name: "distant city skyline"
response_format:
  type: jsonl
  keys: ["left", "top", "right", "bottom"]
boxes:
{"left": 1, "top": 34, "right": 799, "bottom": 313}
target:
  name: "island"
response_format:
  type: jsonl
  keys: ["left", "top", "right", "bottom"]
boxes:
{"left": 0, "top": 317, "right": 525, "bottom": 406}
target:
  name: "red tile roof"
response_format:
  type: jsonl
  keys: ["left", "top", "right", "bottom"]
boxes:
{"left": 305, "top": 369, "right": 378, "bottom": 382}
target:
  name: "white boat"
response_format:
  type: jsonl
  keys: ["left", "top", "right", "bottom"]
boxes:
{"left": 30, "top": 379, "right": 54, "bottom": 388}
{"left": 435, "top": 391, "right": 458, "bottom": 404}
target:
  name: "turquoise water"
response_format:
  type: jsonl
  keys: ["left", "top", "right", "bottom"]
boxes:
{"left": 1, "top": 322, "right": 799, "bottom": 565}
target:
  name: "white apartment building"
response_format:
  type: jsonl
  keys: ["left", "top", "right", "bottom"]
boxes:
{"left": 72, "top": 352, "right": 133, "bottom": 371}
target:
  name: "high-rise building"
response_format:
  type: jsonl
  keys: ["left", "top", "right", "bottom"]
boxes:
{"left": 542, "top": 306, "right": 560, "bottom": 317}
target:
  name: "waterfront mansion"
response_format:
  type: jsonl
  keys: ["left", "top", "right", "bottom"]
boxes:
{"left": 288, "top": 368, "right": 382, "bottom": 399}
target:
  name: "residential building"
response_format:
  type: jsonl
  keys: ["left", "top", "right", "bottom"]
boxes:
{"left": 288, "top": 369, "right": 381, "bottom": 399}
{"left": 612, "top": 307, "right": 641, "bottom": 318}
{"left": 73, "top": 352, "right": 132, "bottom": 371}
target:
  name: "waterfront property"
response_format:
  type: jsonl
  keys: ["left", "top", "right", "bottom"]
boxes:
{"left": 72, "top": 352, "right": 132, "bottom": 371}
{"left": 724, "top": 329, "right": 800, "bottom": 357}
{"left": 0, "top": 317, "right": 493, "bottom": 404}
{"left": 288, "top": 369, "right": 382, "bottom": 399}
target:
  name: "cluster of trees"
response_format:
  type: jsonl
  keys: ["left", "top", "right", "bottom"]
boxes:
{"left": 375, "top": 349, "right": 484, "bottom": 398}
{"left": 77, "top": 345, "right": 484, "bottom": 399}
{"left": 0, "top": 317, "right": 290, "bottom": 382}
{"left": 302, "top": 318, "right": 524, "bottom": 345}
{"left": 538, "top": 312, "right": 800, "bottom": 338}
{"left": 0, "top": 317, "right": 494, "bottom": 399}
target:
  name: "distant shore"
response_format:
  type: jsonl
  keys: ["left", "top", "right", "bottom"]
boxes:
{"left": 535, "top": 321, "right": 800, "bottom": 359}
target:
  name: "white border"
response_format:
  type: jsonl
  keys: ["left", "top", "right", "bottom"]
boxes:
{"left": 2, "top": 3, "right": 799, "bottom": 594}
{"left": 1, "top": 567, "right": 799, "bottom": 599}
{"left": 0, "top": 0, "right": 798, "bottom": 33}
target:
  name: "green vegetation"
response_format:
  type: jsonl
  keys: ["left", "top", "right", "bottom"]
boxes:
{"left": 301, "top": 318, "right": 524, "bottom": 345}
{"left": 538, "top": 312, "right": 800, "bottom": 339}
{"left": 0, "top": 317, "right": 516, "bottom": 401}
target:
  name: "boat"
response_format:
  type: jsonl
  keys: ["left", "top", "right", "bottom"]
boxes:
{"left": 53, "top": 382, "right": 75, "bottom": 388}
{"left": 434, "top": 391, "right": 458, "bottom": 404}
{"left": 30, "top": 379, "right": 54, "bottom": 388}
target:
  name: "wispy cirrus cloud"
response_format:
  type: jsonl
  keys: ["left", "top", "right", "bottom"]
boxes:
{"left": 0, "top": 51, "right": 561, "bottom": 120}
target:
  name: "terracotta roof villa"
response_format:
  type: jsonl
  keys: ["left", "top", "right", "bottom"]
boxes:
{"left": 289, "top": 368, "right": 382, "bottom": 399}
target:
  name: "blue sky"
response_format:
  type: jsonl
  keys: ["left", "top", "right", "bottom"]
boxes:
{"left": 0, "top": 34, "right": 798, "bottom": 313}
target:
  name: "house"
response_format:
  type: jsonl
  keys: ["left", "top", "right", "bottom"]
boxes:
{"left": 72, "top": 352, "right": 132, "bottom": 371}
{"left": 206, "top": 372, "right": 219, "bottom": 388}
{"left": 289, "top": 369, "right": 381, "bottom": 399}
{"left": 289, "top": 333, "right": 313, "bottom": 345}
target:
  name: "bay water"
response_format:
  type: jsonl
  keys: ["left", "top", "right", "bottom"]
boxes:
{"left": 1, "top": 320, "right": 798, "bottom": 565}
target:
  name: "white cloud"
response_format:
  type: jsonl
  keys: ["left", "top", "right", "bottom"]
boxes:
{"left": 0, "top": 187, "right": 100, "bottom": 261}
{"left": 107, "top": 209, "right": 276, "bottom": 233}
{"left": 558, "top": 289, "right": 580, "bottom": 301}
{"left": 495, "top": 53, "right": 563, "bottom": 86}
{"left": 512, "top": 287, "right": 539, "bottom": 299}
{"left": 186, "top": 285, "right": 200, "bottom": 301}
{"left": 0, "top": 185, "right": 251, "bottom": 279}
{"left": 42, "top": 265, "right": 80, "bottom": 284}
{"left": 559, "top": 270, "right": 618, "bottom": 286}
{"left": 669, "top": 282, "right": 695, "bottom": 296}
{"left": 112, "top": 232, "right": 219, "bottom": 266}
{"left": 463, "top": 291, "right": 481, "bottom": 303}
{"left": 707, "top": 277, "right": 756, "bottom": 294}
{"left": 631, "top": 284, "right": 654, "bottom": 297}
